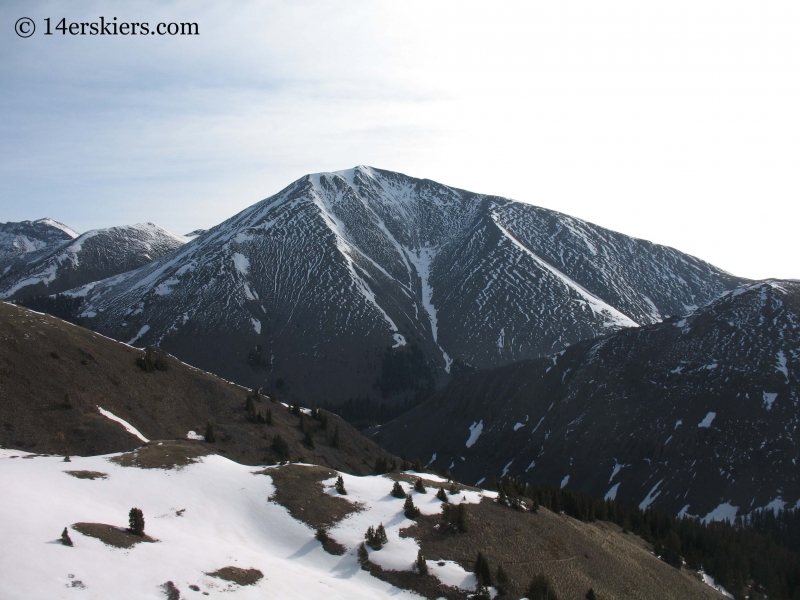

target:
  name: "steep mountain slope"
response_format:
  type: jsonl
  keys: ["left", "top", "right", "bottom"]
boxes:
{"left": 65, "top": 167, "right": 744, "bottom": 407}
{"left": 0, "top": 218, "right": 78, "bottom": 270}
{"left": 0, "top": 452, "right": 728, "bottom": 600}
{"left": 0, "top": 223, "right": 188, "bottom": 301}
{"left": 373, "top": 280, "right": 800, "bottom": 521}
{"left": 0, "top": 301, "right": 392, "bottom": 474}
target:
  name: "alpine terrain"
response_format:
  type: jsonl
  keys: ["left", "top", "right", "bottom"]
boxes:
{"left": 0, "top": 223, "right": 189, "bottom": 301}
{"left": 0, "top": 218, "right": 79, "bottom": 271}
{"left": 62, "top": 167, "right": 745, "bottom": 409}
{"left": 373, "top": 279, "right": 800, "bottom": 523}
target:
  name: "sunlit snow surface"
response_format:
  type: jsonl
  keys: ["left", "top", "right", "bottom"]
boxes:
{"left": 0, "top": 450, "right": 497, "bottom": 599}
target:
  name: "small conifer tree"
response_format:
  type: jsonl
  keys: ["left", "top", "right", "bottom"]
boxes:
{"left": 526, "top": 574, "right": 558, "bottom": 600}
{"left": 291, "top": 402, "right": 301, "bottom": 416}
{"left": 414, "top": 478, "right": 426, "bottom": 494}
{"left": 416, "top": 549, "right": 428, "bottom": 575}
{"left": 320, "top": 410, "right": 329, "bottom": 430}
{"left": 129, "top": 507, "right": 145, "bottom": 536}
{"left": 496, "top": 565, "right": 510, "bottom": 596}
{"left": 304, "top": 429, "right": 315, "bottom": 448}
{"left": 449, "top": 480, "right": 459, "bottom": 495}
{"left": 265, "top": 408, "right": 273, "bottom": 425}
{"left": 474, "top": 551, "right": 493, "bottom": 587}
{"left": 404, "top": 494, "right": 420, "bottom": 519}
{"left": 205, "top": 421, "right": 216, "bottom": 443}
{"left": 246, "top": 395, "right": 256, "bottom": 422}
{"left": 391, "top": 481, "right": 406, "bottom": 498}
{"left": 357, "top": 542, "right": 369, "bottom": 567}
{"left": 61, "top": 527, "right": 73, "bottom": 546}
{"left": 377, "top": 523, "right": 388, "bottom": 545}
{"left": 586, "top": 589, "right": 598, "bottom": 600}
{"left": 436, "top": 487, "right": 448, "bottom": 502}
{"left": 335, "top": 474, "right": 347, "bottom": 495}
{"left": 272, "top": 433, "right": 290, "bottom": 459}
{"left": 332, "top": 425, "right": 341, "bottom": 449}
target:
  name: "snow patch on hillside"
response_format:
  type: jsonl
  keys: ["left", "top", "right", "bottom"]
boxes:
{"left": 96, "top": 407, "right": 149, "bottom": 442}
{"left": 466, "top": 421, "right": 484, "bottom": 448}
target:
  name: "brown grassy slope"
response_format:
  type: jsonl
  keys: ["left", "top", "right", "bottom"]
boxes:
{"left": 0, "top": 301, "right": 392, "bottom": 474}
{"left": 407, "top": 499, "right": 723, "bottom": 600}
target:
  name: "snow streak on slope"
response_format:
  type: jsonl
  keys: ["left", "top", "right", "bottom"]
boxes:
{"left": 0, "top": 450, "right": 495, "bottom": 599}
{"left": 492, "top": 216, "right": 637, "bottom": 329}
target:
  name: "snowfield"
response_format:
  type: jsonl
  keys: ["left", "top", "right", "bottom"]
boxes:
{"left": 0, "top": 448, "right": 494, "bottom": 599}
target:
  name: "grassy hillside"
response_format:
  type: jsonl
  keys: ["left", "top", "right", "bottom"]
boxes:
{"left": 0, "top": 301, "right": 392, "bottom": 474}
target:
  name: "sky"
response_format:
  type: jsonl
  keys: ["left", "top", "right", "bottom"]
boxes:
{"left": 0, "top": 1, "right": 797, "bottom": 280}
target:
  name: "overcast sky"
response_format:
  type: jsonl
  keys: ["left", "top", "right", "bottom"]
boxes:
{"left": 1, "top": 1, "right": 797, "bottom": 280}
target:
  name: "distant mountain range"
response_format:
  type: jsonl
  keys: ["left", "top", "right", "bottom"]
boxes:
{"left": 373, "top": 279, "right": 800, "bottom": 520}
{"left": 36, "top": 166, "right": 744, "bottom": 410}
{"left": 0, "top": 222, "right": 188, "bottom": 301}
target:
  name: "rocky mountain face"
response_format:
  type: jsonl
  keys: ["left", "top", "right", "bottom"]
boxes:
{"left": 64, "top": 166, "right": 744, "bottom": 408}
{"left": 0, "top": 218, "right": 78, "bottom": 271}
{"left": 0, "top": 223, "right": 188, "bottom": 301}
{"left": 373, "top": 279, "right": 800, "bottom": 521}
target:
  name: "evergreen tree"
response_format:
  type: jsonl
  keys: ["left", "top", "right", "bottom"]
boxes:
{"left": 495, "top": 565, "right": 509, "bottom": 596}
{"left": 129, "top": 507, "right": 145, "bottom": 536}
{"left": 204, "top": 421, "right": 216, "bottom": 443}
{"left": 437, "top": 487, "right": 449, "bottom": 502}
{"left": 526, "top": 574, "right": 558, "bottom": 600}
{"left": 391, "top": 481, "right": 406, "bottom": 498}
{"left": 332, "top": 425, "right": 341, "bottom": 449}
{"left": 319, "top": 410, "right": 329, "bottom": 430}
{"left": 416, "top": 549, "right": 428, "bottom": 575}
{"left": 304, "top": 429, "right": 315, "bottom": 448}
{"left": 61, "top": 527, "right": 73, "bottom": 547}
{"left": 357, "top": 542, "right": 369, "bottom": 567}
{"left": 414, "top": 478, "right": 427, "bottom": 493}
{"left": 404, "top": 494, "right": 420, "bottom": 519}
{"left": 377, "top": 523, "right": 388, "bottom": 545}
{"left": 586, "top": 589, "right": 598, "bottom": 600}
{"left": 291, "top": 402, "right": 301, "bottom": 416}
{"left": 449, "top": 481, "right": 459, "bottom": 495}
{"left": 265, "top": 408, "right": 273, "bottom": 425}
{"left": 272, "top": 433, "right": 290, "bottom": 459}
{"left": 246, "top": 395, "right": 256, "bottom": 421}
{"left": 662, "top": 530, "right": 682, "bottom": 569}
{"left": 335, "top": 475, "right": 347, "bottom": 495}
{"left": 474, "top": 551, "right": 493, "bottom": 586}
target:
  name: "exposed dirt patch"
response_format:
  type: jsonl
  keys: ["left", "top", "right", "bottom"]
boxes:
{"left": 388, "top": 472, "right": 479, "bottom": 494}
{"left": 64, "top": 470, "right": 108, "bottom": 480}
{"left": 108, "top": 440, "right": 211, "bottom": 470}
{"left": 71, "top": 522, "right": 158, "bottom": 549}
{"left": 205, "top": 567, "right": 263, "bottom": 586}
{"left": 400, "top": 498, "right": 720, "bottom": 600}
{"left": 361, "top": 559, "right": 468, "bottom": 600}
{"left": 256, "top": 463, "right": 362, "bottom": 530}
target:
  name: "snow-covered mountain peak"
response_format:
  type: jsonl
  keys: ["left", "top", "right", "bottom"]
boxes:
{"left": 62, "top": 168, "right": 745, "bottom": 406}
{"left": 0, "top": 222, "right": 189, "bottom": 301}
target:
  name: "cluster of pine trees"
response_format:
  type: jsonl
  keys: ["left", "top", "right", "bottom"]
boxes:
{"left": 491, "top": 476, "right": 800, "bottom": 599}
{"left": 15, "top": 294, "right": 84, "bottom": 325}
